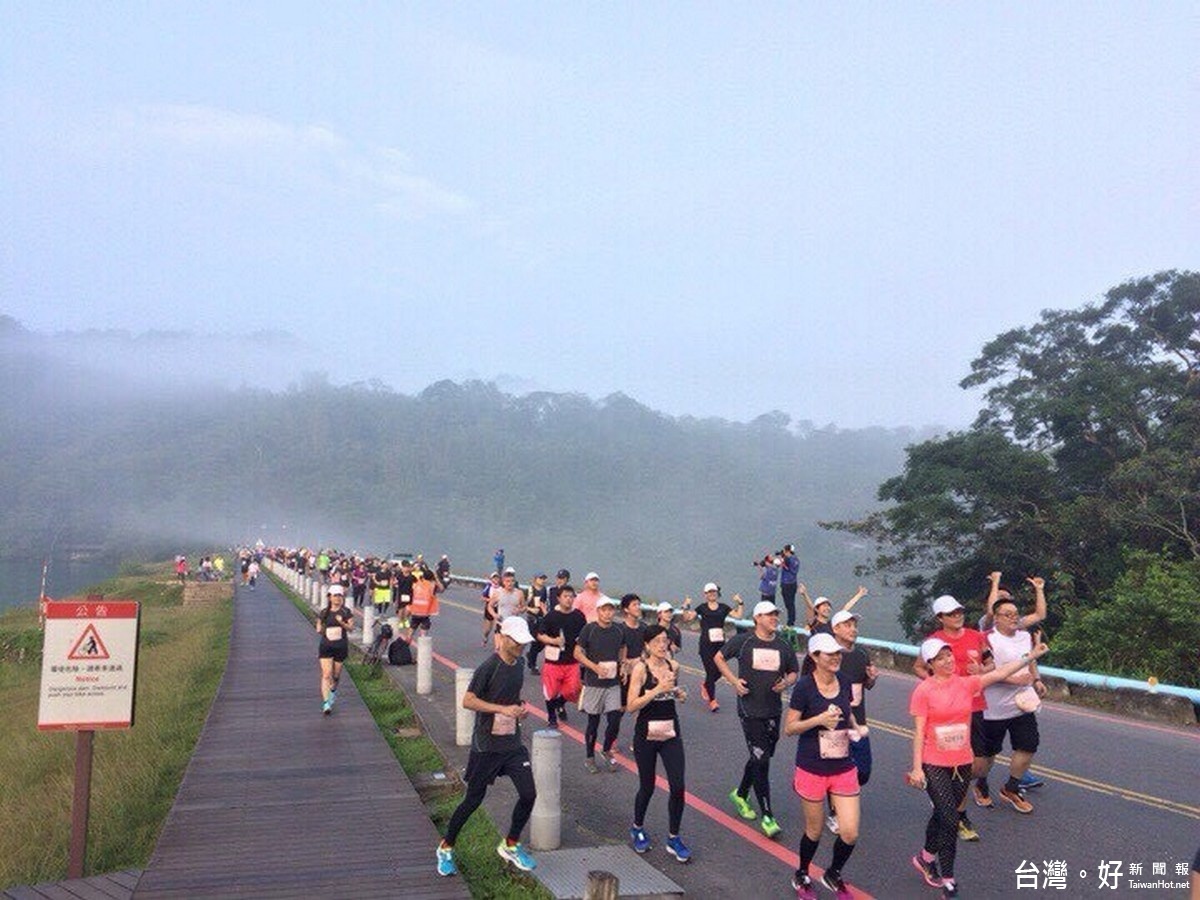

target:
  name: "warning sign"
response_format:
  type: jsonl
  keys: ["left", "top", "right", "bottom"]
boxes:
{"left": 68, "top": 624, "right": 110, "bottom": 660}
{"left": 39, "top": 600, "right": 139, "bottom": 731}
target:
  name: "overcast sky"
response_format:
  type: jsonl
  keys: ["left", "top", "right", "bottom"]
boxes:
{"left": 3, "top": 3, "right": 1197, "bottom": 428}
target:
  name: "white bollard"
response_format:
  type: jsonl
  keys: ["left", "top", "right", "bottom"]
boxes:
{"left": 529, "top": 729, "right": 562, "bottom": 850}
{"left": 455, "top": 668, "right": 475, "bottom": 746}
{"left": 416, "top": 634, "right": 433, "bottom": 695}
{"left": 362, "top": 604, "right": 376, "bottom": 648}
{"left": 309, "top": 577, "right": 319, "bottom": 606}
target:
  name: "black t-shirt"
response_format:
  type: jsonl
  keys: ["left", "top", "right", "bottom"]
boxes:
{"left": 621, "top": 620, "right": 647, "bottom": 661}
{"left": 576, "top": 622, "right": 625, "bottom": 687}
{"left": 468, "top": 653, "right": 526, "bottom": 754}
{"left": 838, "top": 645, "right": 871, "bottom": 725}
{"left": 663, "top": 623, "right": 683, "bottom": 654}
{"left": 697, "top": 603, "right": 733, "bottom": 649}
{"left": 526, "top": 586, "right": 548, "bottom": 617}
{"left": 538, "top": 608, "right": 587, "bottom": 665}
{"left": 393, "top": 573, "right": 415, "bottom": 602}
{"left": 634, "top": 661, "right": 680, "bottom": 741}
{"left": 719, "top": 632, "right": 799, "bottom": 719}
{"left": 789, "top": 672, "right": 856, "bottom": 775}
{"left": 318, "top": 607, "right": 352, "bottom": 645}
{"left": 809, "top": 619, "right": 833, "bottom": 636}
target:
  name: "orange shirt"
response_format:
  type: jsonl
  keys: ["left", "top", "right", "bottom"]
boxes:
{"left": 410, "top": 579, "right": 440, "bottom": 617}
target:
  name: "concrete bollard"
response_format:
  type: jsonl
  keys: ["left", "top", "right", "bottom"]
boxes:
{"left": 362, "top": 604, "right": 376, "bottom": 648}
{"left": 529, "top": 729, "right": 562, "bottom": 850}
{"left": 310, "top": 577, "right": 319, "bottom": 606}
{"left": 455, "top": 668, "right": 475, "bottom": 746}
{"left": 416, "top": 634, "right": 433, "bottom": 694}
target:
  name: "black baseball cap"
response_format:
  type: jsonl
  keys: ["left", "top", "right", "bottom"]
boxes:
{"left": 556, "top": 568, "right": 570, "bottom": 580}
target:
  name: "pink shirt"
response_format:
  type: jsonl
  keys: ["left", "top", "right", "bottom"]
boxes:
{"left": 574, "top": 589, "right": 601, "bottom": 623}
{"left": 931, "top": 628, "right": 990, "bottom": 712}
{"left": 909, "top": 674, "right": 983, "bottom": 767}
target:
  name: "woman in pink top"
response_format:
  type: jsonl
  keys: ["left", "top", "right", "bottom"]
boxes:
{"left": 907, "top": 635, "right": 1048, "bottom": 898}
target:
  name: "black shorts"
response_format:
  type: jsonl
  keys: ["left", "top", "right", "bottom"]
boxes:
{"left": 410, "top": 616, "right": 432, "bottom": 631}
{"left": 319, "top": 641, "right": 348, "bottom": 662}
{"left": 980, "top": 712, "right": 1040, "bottom": 756}
{"left": 970, "top": 710, "right": 989, "bottom": 757}
{"left": 740, "top": 715, "right": 781, "bottom": 760}
{"left": 463, "top": 745, "right": 532, "bottom": 787}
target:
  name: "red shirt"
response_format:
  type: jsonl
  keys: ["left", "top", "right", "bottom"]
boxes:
{"left": 931, "top": 628, "right": 989, "bottom": 712}
{"left": 909, "top": 674, "right": 983, "bottom": 767}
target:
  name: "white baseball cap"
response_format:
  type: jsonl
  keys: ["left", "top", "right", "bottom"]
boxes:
{"left": 656, "top": 601, "right": 674, "bottom": 613}
{"left": 585, "top": 571, "right": 600, "bottom": 582}
{"left": 807, "top": 633, "right": 845, "bottom": 655}
{"left": 813, "top": 596, "right": 832, "bottom": 608}
{"left": 597, "top": 595, "right": 619, "bottom": 607}
{"left": 328, "top": 584, "right": 345, "bottom": 595}
{"left": 921, "top": 637, "right": 952, "bottom": 662}
{"left": 752, "top": 600, "right": 779, "bottom": 617}
{"left": 932, "top": 595, "right": 965, "bottom": 615}
{"left": 831, "top": 610, "right": 860, "bottom": 627}
{"left": 499, "top": 616, "right": 534, "bottom": 645}
{"left": 703, "top": 582, "right": 719, "bottom": 593}
{"left": 503, "top": 567, "right": 516, "bottom": 576}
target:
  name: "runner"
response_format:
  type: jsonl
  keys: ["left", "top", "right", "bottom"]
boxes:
{"left": 784, "top": 633, "right": 863, "bottom": 900}
{"left": 480, "top": 572, "right": 501, "bottom": 645}
{"left": 908, "top": 634, "right": 1050, "bottom": 898}
{"left": 393, "top": 559, "right": 414, "bottom": 631}
{"left": 247, "top": 558, "right": 260, "bottom": 590}
{"left": 976, "top": 590, "right": 1048, "bottom": 813}
{"left": 825, "top": 609, "right": 877, "bottom": 835}
{"left": 575, "top": 595, "right": 627, "bottom": 773}
{"left": 436, "top": 616, "right": 538, "bottom": 878}
{"left": 714, "top": 600, "right": 800, "bottom": 837}
{"left": 525, "top": 572, "right": 549, "bottom": 673}
{"left": 654, "top": 602, "right": 683, "bottom": 656}
{"left": 537, "top": 584, "right": 586, "bottom": 729}
{"left": 800, "top": 584, "right": 868, "bottom": 636}
{"left": 350, "top": 559, "right": 369, "bottom": 610}
{"left": 681, "top": 583, "right": 743, "bottom": 712}
{"left": 408, "top": 563, "right": 442, "bottom": 634}
{"left": 619, "top": 594, "right": 648, "bottom": 680}
{"left": 370, "top": 562, "right": 392, "bottom": 617}
{"left": 317, "top": 584, "right": 354, "bottom": 714}
{"left": 626, "top": 624, "right": 691, "bottom": 863}
{"left": 491, "top": 568, "right": 527, "bottom": 650}
{"left": 913, "top": 594, "right": 994, "bottom": 842}
{"left": 575, "top": 572, "right": 606, "bottom": 623}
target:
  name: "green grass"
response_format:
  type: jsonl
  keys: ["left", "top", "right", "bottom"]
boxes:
{"left": 0, "top": 561, "right": 232, "bottom": 888}
{"left": 271, "top": 570, "right": 551, "bottom": 900}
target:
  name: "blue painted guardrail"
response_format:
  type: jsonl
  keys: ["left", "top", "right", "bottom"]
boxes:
{"left": 452, "top": 574, "right": 1200, "bottom": 706}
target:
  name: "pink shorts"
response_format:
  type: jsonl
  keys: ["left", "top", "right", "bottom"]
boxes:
{"left": 793, "top": 765, "right": 860, "bottom": 802}
{"left": 541, "top": 662, "right": 581, "bottom": 704}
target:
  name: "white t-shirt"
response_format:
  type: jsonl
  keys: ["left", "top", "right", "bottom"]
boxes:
{"left": 983, "top": 629, "right": 1033, "bottom": 720}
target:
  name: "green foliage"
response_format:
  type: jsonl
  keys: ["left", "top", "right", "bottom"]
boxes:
{"left": 828, "top": 270, "right": 1200, "bottom": 684}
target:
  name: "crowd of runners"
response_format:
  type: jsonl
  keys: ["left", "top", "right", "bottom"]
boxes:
{"left": 263, "top": 545, "right": 1058, "bottom": 900}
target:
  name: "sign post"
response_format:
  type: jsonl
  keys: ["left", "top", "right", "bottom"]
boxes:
{"left": 39, "top": 598, "right": 140, "bottom": 878}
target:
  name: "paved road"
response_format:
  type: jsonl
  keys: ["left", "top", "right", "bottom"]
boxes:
{"left": 401, "top": 582, "right": 1199, "bottom": 899}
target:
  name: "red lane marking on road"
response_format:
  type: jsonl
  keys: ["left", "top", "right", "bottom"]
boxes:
{"left": 429, "top": 649, "right": 874, "bottom": 899}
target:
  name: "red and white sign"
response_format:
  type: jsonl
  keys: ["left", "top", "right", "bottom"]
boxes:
{"left": 38, "top": 601, "right": 139, "bottom": 731}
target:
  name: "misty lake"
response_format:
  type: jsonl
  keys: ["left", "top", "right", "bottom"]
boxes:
{"left": 0, "top": 557, "right": 118, "bottom": 614}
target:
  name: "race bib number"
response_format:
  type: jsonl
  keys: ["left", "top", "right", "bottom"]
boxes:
{"left": 851, "top": 683, "right": 863, "bottom": 707}
{"left": 492, "top": 713, "right": 517, "bottom": 736}
{"left": 325, "top": 626, "right": 343, "bottom": 641}
{"left": 752, "top": 648, "right": 781, "bottom": 672}
{"left": 934, "top": 723, "right": 969, "bottom": 752}
{"left": 597, "top": 661, "right": 618, "bottom": 680}
{"left": 400, "top": 594, "right": 411, "bottom": 604}
{"left": 818, "top": 729, "right": 850, "bottom": 759}
{"left": 544, "top": 645, "right": 561, "bottom": 662}
{"left": 708, "top": 627, "right": 725, "bottom": 643}
{"left": 647, "top": 719, "right": 676, "bottom": 741}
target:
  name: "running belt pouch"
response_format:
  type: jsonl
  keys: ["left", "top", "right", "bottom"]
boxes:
{"left": 388, "top": 640, "right": 414, "bottom": 666}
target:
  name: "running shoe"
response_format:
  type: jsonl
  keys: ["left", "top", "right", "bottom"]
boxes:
{"left": 559, "top": 703, "right": 569, "bottom": 724}
{"left": 819, "top": 870, "right": 853, "bottom": 899}
{"left": 529, "top": 664, "right": 539, "bottom": 674}
{"left": 435, "top": 844, "right": 457, "bottom": 877}
{"left": 630, "top": 827, "right": 651, "bottom": 854}
{"left": 729, "top": 789, "right": 757, "bottom": 820}
{"left": 665, "top": 835, "right": 692, "bottom": 863}
{"left": 328, "top": 688, "right": 337, "bottom": 706}
{"left": 826, "top": 813, "right": 840, "bottom": 835}
{"left": 956, "top": 815, "right": 980, "bottom": 842}
{"left": 709, "top": 699, "right": 720, "bottom": 713}
{"left": 940, "top": 878, "right": 959, "bottom": 898}
{"left": 599, "top": 751, "right": 618, "bottom": 772}
{"left": 912, "top": 853, "right": 942, "bottom": 888}
{"left": 547, "top": 716, "right": 559, "bottom": 729}
{"left": 1018, "top": 771, "right": 1044, "bottom": 789}
{"left": 584, "top": 758, "right": 601, "bottom": 774}
{"left": 760, "top": 814, "right": 782, "bottom": 838}
{"left": 999, "top": 786, "right": 1034, "bottom": 813}
{"left": 972, "top": 782, "right": 993, "bottom": 808}
{"left": 321, "top": 698, "right": 332, "bottom": 715}
{"left": 791, "top": 872, "right": 817, "bottom": 900}
{"left": 496, "top": 840, "right": 537, "bottom": 872}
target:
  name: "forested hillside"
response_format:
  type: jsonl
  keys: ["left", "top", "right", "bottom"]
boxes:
{"left": 0, "top": 316, "right": 924, "bottom": 635}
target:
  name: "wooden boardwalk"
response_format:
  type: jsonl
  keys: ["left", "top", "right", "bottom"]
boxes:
{"left": 129, "top": 575, "right": 467, "bottom": 899}
{"left": 4, "top": 869, "right": 139, "bottom": 900}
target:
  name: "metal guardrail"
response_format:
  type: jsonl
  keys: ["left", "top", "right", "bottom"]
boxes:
{"left": 450, "top": 573, "right": 1200, "bottom": 705}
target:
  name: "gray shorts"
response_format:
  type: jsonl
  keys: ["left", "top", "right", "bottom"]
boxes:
{"left": 579, "top": 684, "right": 623, "bottom": 715}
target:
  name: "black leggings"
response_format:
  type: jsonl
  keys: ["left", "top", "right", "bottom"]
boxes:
{"left": 633, "top": 735, "right": 685, "bottom": 834}
{"left": 586, "top": 710, "right": 624, "bottom": 757}
{"left": 923, "top": 763, "right": 971, "bottom": 878}
{"left": 700, "top": 645, "right": 720, "bottom": 700}
{"left": 780, "top": 583, "right": 798, "bottom": 626}
{"left": 446, "top": 756, "right": 536, "bottom": 845}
